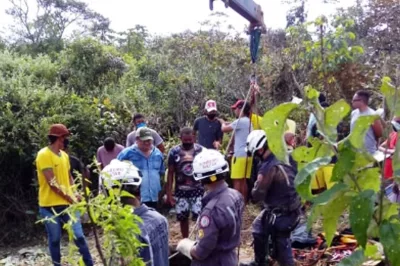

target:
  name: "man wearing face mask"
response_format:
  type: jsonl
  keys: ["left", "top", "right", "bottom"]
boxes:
{"left": 240, "top": 130, "right": 301, "bottom": 266}
{"left": 126, "top": 113, "right": 165, "bottom": 153}
{"left": 193, "top": 100, "right": 223, "bottom": 149}
{"left": 166, "top": 127, "right": 203, "bottom": 238}
{"left": 36, "top": 124, "right": 93, "bottom": 266}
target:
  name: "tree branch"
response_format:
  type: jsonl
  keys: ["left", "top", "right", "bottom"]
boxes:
{"left": 81, "top": 172, "right": 107, "bottom": 266}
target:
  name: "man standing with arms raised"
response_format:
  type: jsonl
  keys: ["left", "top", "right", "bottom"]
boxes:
{"left": 193, "top": 100, "right": 223, "bottom": 149}
{"left": 220, "top": 100, "right": 253, "bottom": 200}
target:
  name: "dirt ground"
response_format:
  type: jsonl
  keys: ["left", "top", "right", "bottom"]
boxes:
{"left": 0, "top": 205, "right": 257, "bottom": 265}
{"left": 0, "top": 204, "right": 349, "bottom": 266}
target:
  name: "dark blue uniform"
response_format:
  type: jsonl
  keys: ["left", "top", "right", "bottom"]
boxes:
{"left": 251, "top": 154, "right": 301, "bottom": 266}
{"left": 192, "top": 181, "right": 244, "bottom": 266}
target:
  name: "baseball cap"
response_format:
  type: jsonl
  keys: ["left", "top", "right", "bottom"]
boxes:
{"left": 137, "top": 127, "right": 154, "bottom": 141}
{"left": 205, "top": 100, "right": 217, "bottom": 112}
{"left": 231, "top": 100, "right": 245, "bottom": 109}
{"left": 48, "top": 124, "right": 70, "bottom": 137}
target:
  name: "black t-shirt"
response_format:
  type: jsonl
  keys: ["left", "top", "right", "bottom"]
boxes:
{"left": 69, "top": 155, "right": 83, "bottom": 179}
{"left": 168, "top": 144, "right": 203, "bottom": 190}
{"left": 193, "top": 116, "right": 223, "bottom": 149}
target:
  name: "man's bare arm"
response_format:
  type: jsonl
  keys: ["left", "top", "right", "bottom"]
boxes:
{"left": 372, "top": 119, "right": 383, "bottom": 139}
{"left": 166, "top": 165, "right": 176, "bottom": 205}
{"left": 43, "top": 169, "right": 74, "bottom": 204}
{"left": 157, "top": 143, "right": 166, "bottom": 154}
{"left": 221, "top": 123, "right": 233, "bottom": 133}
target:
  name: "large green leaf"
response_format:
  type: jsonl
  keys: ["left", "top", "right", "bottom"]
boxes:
{"left": 364, "top": 243, "right": 382, "bottom": 260}
{"left": 332, "top": 146, "right": 355, "bottom": 182}
{"left": 367, "top": 199, "right": 397, "bottom": 238}
{"left": 295, "top": 156, "right": 332, "bottom": 200}
{"left": 350, "top": 190, "right": 375, "bottom": 248}
{"left": 357, "top": 168, "right": 380, "bottom": 192}
{"left": 292, "top": 146, "right": 311, "bottom": 170}
{"left": 379, "top": 220, "right": 400, "bottom": 266}
{"left": 296, "top": 174, "right": 314, "bottom": 201}
{"left": 312, "top": 183, "right": 348, "bottom": 205}
{"left": 380, "top": 76, "right": 400, "bottom": 116}
{"left": 307, "top": 204, "right": 322, "bottom": 230}
{"left": 324, "top": 99, "right": 351, "bottom": 142}
{"left": 367, "top": 218, "right": 379, "bottom": 239}
{"left": 321, "top": 192, "right": 350, "bottom": 246}
{"left": 382, "top": 201, "right": 400, "bottom": 221}
{"left": 351, "top": 151, "right": 375, "bottom": 173}
{"left": 305, "top": 88, "right": 350, "bottom": 144}
{"left": 337, "top": 250, "right": 366, "bottom": 266}
{"left": 348, "top": 115, "right": 380, "bottom": 150}
{"left": 261, "top": 103, "right": 298, "bottom": 163}
{"left": 292, "top": 138, "right": 332, "bottom": 171}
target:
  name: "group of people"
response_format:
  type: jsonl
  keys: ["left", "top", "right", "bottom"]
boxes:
{"left": 35, "top": 90, "right": 400, "bottom": 266}
{"left": 308, "top": 90, "right": 399, "bottom": 194}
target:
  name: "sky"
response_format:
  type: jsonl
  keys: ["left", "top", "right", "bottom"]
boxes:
{"left": 0, "top": 0, "right": 355, "bottom": 36}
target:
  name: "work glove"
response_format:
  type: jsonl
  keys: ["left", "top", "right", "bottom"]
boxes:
{"left": 177, "top": 238, "right": 196, "bottom": 260}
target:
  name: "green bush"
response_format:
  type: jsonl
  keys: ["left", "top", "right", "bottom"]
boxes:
{"left": 0, "top": 50, "right": 132, "bottom": 243}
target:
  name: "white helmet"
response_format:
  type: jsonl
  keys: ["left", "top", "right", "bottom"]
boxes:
{"left": 193, "top": 149, "right": 229, "bottom": 181}
{"left": 246, "top": 130, "right": 267, "bottom": 155}
{"left": 100, "top": 159, "right": 142, "bottom": 189}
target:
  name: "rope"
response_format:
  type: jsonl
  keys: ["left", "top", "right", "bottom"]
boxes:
{"left": 224, "top": 86, "right": 253, "bottom": 157}
{"left": 168, "top": 221, "right": 199, "bottom": 260}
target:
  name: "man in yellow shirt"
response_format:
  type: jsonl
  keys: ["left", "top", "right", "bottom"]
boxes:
{"left": 36, "top": 124, "right": 93, "bottom": 266}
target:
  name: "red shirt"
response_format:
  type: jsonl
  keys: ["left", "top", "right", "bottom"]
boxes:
{"left": 384, "top": 132, "right": 398, "bottom": 179}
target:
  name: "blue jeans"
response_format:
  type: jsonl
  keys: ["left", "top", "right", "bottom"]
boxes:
{"left": 39, "top": 206, "right": 93, "bottom": 266}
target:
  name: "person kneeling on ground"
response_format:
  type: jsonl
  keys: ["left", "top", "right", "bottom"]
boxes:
{"left": 240, "top": 130, "right": 301, "bottom": 266}
{"left": 166, "top": 127, "right": 204, "bottom": 238}
{"left": 101, "top": 159, "right": 169, "bottom": 266}
{"left": 177, "top": 149, "right": 245, "bottom": 266}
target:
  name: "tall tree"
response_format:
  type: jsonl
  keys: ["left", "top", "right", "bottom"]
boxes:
{"left": 117, "top": 25, "right": 149, "bottom": 59}
{"left": 6, "top": 0, "right": 111, "bottom": 54}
